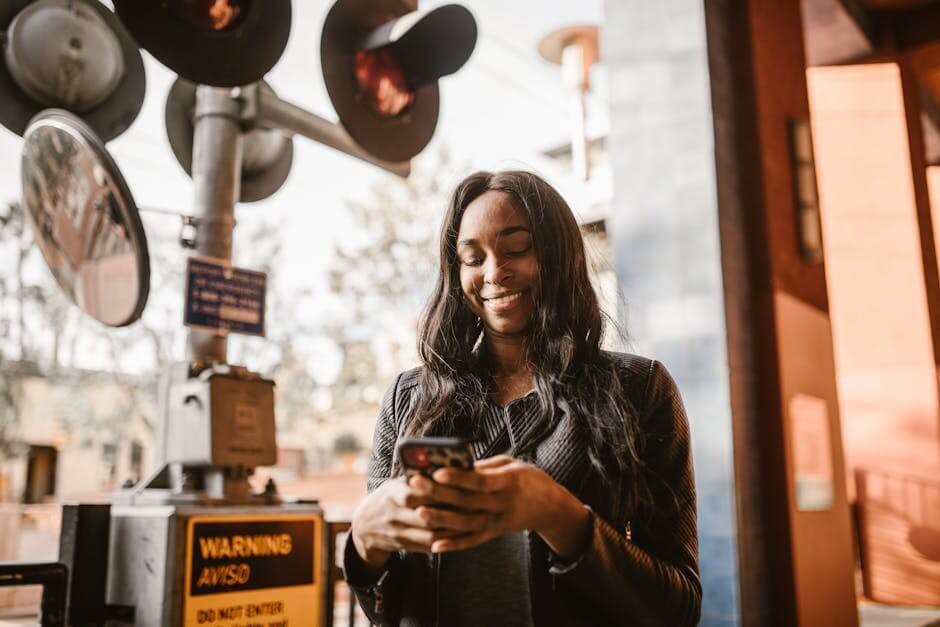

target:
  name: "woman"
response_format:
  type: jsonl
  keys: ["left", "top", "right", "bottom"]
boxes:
{"left": 343, "top": 170, "right": 701, "bottom": 626}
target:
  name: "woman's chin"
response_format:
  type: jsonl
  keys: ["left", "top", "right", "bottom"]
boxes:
{"left": 482, "top": 316, "right": 531, "bottom": 338}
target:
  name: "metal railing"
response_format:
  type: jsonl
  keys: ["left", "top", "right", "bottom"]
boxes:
{"left": 855, "top": 468, "right": 940, "bottom": 528}
{"left": 0, "top": 561, "right": 67, "bottom": 626}
{"left": 855, "top": 467, "right": 940, "bottom": 606}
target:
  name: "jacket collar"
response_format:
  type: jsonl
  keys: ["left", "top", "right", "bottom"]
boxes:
{"left": 471, "top": 392, "right": 591, "bottom": 497}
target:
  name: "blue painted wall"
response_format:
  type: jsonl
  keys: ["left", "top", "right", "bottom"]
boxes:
{"left": 601, "top": 2, "right": 741, "bottom": 625}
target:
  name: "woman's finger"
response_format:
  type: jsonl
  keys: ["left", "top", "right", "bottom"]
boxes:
{"left": 389, "top": 524, "right": 437, "bottom": 548}
{"left": 378, "top": 524, "right": 470, "bottom": 552}
{"left": 474, "top": 455, "right": 515, "bottom": 470}
{"left": 425, "top": 483, "right": 504, "bottom": 513}
{"left": 371, "top": 537, "right": 433, "bottom": 553}
{"left": 416, "top": 506, "right": 494, "bottom": 532}
{"left": 389, "top": 505, "right": 432, "bottom": 529}
{"left": 433, "top": 468, "right": 501, "bottom": 492}
{"left": 388, "top": 481, "right": 434, "bottom": 509}
{"left": 408, "top": 474, "right": 436, "bottom": 495}
{"left": 431, "top": 529, "right": 501, "bottom": 553}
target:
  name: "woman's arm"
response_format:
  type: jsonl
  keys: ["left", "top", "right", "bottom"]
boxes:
{"left": 343, "top": 371, "right": 407, "bottom": 626}
{"left": 546, "top": 360, "right": 701, "bottom": 626}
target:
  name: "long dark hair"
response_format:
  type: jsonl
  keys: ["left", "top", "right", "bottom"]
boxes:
{"left": 409, "top": 170, "right": 652, "bottom": 515}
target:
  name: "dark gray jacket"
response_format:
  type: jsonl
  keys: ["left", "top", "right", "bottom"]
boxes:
{"left": 343, "top": 353, "right": 701, "bottom": 626}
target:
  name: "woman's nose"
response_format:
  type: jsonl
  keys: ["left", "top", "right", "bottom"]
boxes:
{"left": 483, "top": 257, "right": 510, "bottom": 286}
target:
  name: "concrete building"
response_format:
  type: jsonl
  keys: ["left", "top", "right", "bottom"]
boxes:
{"left": 0, "top": 364, "right": 156, "bottom": 503}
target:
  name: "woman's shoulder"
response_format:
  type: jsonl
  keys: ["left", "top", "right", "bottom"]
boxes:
{"left": 601, "top": 351, "right": 682, "bottom": 416}
{"left": 380, "top": 366, "right": 423, "bottom": 412}
{"left": 603, "top": 350, "right": 654, "bottom": 380}
{"left": 375, "top": 367, "right": 424, "bottom": 431}
{"left": 394, "top": 366, "right": 423, "bottom": 394}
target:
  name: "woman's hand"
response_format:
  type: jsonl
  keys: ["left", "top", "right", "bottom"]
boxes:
{"left": 350, "top": 475, "right": 494, "bottom": 574}
{"left": 418, "top": 455, "right": 593, "bottom": 561}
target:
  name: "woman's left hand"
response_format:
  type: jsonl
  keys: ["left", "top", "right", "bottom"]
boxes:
{"left": 409, "top": 455, "right": 593, "bottom": 560}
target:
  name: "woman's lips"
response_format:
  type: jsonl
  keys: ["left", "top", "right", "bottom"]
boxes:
{"left": 482, "top": 290, "right": 526, "bottom": 313}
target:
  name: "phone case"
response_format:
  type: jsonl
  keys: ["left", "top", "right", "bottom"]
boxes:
{"left": 397, "top": 437, "right": 473, "bottom": 479}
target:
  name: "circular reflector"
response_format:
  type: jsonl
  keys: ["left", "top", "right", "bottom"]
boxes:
{"left": 20, "top": 109, "right": 150, "bottom": 327}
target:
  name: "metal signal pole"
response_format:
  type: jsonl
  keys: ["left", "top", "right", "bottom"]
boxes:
{"left": 187, "top": 85, "right": 244, "bottom": 365}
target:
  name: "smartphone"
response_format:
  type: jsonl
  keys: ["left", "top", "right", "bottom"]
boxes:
{"left": 396, "top": 436, "right": 473, "bottom": 479}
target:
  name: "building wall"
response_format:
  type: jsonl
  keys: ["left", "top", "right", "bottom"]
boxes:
{"left": 0, "top": 374, "right": 156, "bottom": 501}
{"left": 809, "top": 64, "right": 940, "bottom": 487}
{"left": 602, "top": 2, "right": 740, "bottom": 625}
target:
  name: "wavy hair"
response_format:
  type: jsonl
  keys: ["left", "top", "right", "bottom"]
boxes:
{"left": 408, "top": 170, "right": 652, "bottom": 516}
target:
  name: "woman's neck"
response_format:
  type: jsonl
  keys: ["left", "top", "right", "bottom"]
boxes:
{"left": 483, "top": 332, "right": 534, "bottom": 406}
{"left": 484, "top": 332, "right": 529, "bottom": 377}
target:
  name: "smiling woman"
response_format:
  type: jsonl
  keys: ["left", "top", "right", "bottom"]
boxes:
{"left": 342, "top": 170, "right": 701, "bottom": 627}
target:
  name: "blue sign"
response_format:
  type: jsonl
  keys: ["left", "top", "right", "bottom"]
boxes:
{"left": 184, "top": 257, "right": 266, "bottom": 337}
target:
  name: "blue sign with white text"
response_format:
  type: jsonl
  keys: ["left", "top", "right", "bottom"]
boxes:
{"left": 184, "top": 257, "right": 266, "bottom": 337}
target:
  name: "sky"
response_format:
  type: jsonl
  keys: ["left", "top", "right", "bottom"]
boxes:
{"left": 0, "top": 0, "right": 607, "bottom": 372}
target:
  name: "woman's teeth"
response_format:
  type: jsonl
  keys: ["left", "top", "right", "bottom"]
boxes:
{"left": 485, "top": 292, "right": 522, "bottom": 306}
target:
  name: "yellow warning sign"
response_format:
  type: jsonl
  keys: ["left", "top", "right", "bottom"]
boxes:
{"left": 183, "top": 513, "right": 323, "bottom": 627}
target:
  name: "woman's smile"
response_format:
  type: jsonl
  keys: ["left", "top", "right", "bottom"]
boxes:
{"left": 481, "top": 289, "right": 529, "bottom": 313}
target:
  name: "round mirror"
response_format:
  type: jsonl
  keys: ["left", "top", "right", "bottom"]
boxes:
{"left": 20, "top": 109, "right": 150, "bottom": 327}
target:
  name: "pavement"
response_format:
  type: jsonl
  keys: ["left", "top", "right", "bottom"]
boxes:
{"left": 859, "top": 601, "right": 940, "bottom": 627}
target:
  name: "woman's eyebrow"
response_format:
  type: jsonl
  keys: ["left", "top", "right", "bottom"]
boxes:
{"left": 498, "top": 226, "right": 531, "bottom": 237}
{"left": 457, "top": 226, "right": 530, "bottom": 247}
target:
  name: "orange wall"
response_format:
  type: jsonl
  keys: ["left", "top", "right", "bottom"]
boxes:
{"left": 807, "top": 63, "right": 940, "bottom": 494}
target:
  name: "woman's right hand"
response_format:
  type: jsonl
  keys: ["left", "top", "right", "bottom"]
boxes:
{"left": 350, "top": 475, "right": 492, "bottom": 573}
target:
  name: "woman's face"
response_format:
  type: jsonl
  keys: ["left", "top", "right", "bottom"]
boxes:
{"left": 456, "top": 190, "right": 538, "bottom": 336}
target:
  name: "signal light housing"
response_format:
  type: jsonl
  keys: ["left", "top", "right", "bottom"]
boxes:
{"left": 0, "top": 0, "right": 145, "bottom": 141}
{"left": 113, "top": 0, "right": 290, "bottom": 88}
{"left": 321, "top": 0, "right": 477, "bottom": 163}
{"left": 165, "top": 79, "right": 294, "bottom": 203}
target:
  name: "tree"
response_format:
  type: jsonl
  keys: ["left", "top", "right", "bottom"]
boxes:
{"left": 0, "top": 201, "right": 70, "bottom": 456}
{"left": 0, "top": 198, "right": 321, "bottom": 471}
{"left": 326, "top": 144, "right": 463, "bottom": 383}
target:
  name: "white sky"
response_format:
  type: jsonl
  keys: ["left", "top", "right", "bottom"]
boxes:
{"left": 0, "top": 0, "right": 607, "bottom": 370}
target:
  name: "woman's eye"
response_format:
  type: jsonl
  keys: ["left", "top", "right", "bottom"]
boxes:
{"left": 505, "top": 246, "right": 532, "bottom": 257}
{"left": 461, "top": 257, "right": 482, "bottom": 267}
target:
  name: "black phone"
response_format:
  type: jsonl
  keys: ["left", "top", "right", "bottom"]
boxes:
{"left": 397, "top": 436, "right": 473, "bottom": 479}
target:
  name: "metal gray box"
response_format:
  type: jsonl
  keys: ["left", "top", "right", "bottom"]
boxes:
{"left": 165, "top": 374, "right": 277, "bottom": 468}
{"left": 106, "top": 503, "right": 324, "bottom": 627}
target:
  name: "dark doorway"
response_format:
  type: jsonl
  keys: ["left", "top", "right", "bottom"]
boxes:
{"left": 22, "top": 445, "right": 57, "bottom": 503}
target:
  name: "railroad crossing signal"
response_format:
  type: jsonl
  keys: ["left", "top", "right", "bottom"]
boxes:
{"left": 321, "top": 0, "right": 478, "bottom": 162}
{"left": 113, "top": 0, "right": 291, "bottom": 89}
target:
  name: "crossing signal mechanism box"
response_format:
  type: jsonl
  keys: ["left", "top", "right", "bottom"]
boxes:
{"left": 165, "top": 367, "right": 277, "bottom": 468}
{"left": 107, "top": 505, "right": 326, "bottom": 627}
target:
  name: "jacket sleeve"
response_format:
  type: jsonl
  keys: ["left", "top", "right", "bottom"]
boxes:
{"left": 342, "top": 371, "right": 408, "bottom": 626}
{"left": 548, "top": 360, "right": 702, "bottom": 626}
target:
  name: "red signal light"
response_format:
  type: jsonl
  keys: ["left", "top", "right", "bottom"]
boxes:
{"left": 354, "top": 48, "right": 415, "bottom": 117}
{"left": 171, "top": 0, "right": 248, "bottom": 32}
